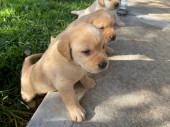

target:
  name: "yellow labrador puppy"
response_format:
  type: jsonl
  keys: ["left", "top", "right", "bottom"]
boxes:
{"left": 70, "top": 9, "right": 116, "bottom": 55}
{"left": 71, "top": 0, "right": 125, "bottom": 27}
{"left": 21, "top": 23, "right": 108, "bottom": 122}
{"left": 50, "top": 10, "right": 116, "bottom": 54}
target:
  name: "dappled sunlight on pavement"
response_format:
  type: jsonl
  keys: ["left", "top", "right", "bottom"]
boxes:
{"left": 109, "top": 54, "right": 155, "bottom": 61}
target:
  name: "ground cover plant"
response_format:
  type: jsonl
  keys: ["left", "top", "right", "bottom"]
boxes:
{"left": 0, "top": 0, "right": 93, "bottom": 126}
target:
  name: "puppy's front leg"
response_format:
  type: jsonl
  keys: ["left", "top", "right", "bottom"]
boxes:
{"left": 80, "top": 73, "right": 96, "bottom": 89}
{"left": 58, "top": 83, "right": 86, "bottom": 122}
{"left": 113, "top": 11, "right": 125, "bottom": 27}
{"left": 105, "top": 47, "right": 115, "bottom": 55}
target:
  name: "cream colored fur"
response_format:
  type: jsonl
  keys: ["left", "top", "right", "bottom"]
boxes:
{"left": 51, "top": 10, "right": 116, "bottom": 54}
{"left": 71, "top": 0, "right": 125, "bottom": 27}
{"left": 21, "top": 23, "right": 108, "bottom": 122}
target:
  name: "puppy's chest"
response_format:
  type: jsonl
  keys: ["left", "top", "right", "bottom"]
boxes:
{"left": 48, "top": 62, "right": 85, "bottom": 83}
{"left": 60, "top": 65, "right": 85, "bottom": 81}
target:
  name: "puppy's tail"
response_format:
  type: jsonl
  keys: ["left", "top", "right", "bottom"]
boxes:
{"left": 22, "top": 53, "right": 43, "bottom": 71}
{"left": 71, "top": 10, "right": 84, "bottom": 16}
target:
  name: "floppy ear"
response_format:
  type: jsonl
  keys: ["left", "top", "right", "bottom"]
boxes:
{"left": 86, "top": 15, "right": 94, "bottom": 24}
{"left": 57, "top": 39, "right": 72, "bottom": 61}
{"left": 98, "top": 0, "right": 105, "bottom": 7}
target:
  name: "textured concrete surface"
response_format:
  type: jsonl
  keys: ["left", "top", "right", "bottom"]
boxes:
{"left": 128, "top": 0, "right": 170, "bottom": 22}
{"left": 27, "top": 92, "right": 73, "bottom": 127}
{"left": 27, "top": 0, "right": 170, "bottom": 126}
{"left": 128, "top": 0, "right": 170, "bottom": 30}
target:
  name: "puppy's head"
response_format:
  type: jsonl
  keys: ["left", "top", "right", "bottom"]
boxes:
{"left": 87, "top": 10, "right": 116, "bottom": 43}
{"left": 57, "top": 23, "right": 108, "bottom": 73}
{"left": 99, "top": 0, "right": 121, "bottom": 10}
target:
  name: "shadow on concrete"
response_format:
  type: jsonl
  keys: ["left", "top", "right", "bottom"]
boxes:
{"left": 70, "top": 16, "right": 170, "bottom": 126}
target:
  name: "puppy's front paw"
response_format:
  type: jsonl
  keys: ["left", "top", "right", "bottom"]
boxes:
{"left": 117, "top": 21, "right": 125, "bottom": 27}
{"left": 82, "top": 78, "right": 96, "bottom": 89}
{"left": 106, "top": 47, "right": 115, "bottom": 55}
{"left": 69, "top": 105, "right": 86, "bottom": 122}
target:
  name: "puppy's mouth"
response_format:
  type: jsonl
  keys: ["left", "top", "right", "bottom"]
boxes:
{"left": 86, "top": 68, "right": 106, "bottom": 74}
{"left": 109, "top": 7, "right": 116, "bottom": 10}
{"left": 81, "top": 62, "right": 109, "bottom": 74}
{"left": 80, "top": 65, "right": 100, "bottom": 73}
{"left": 110, "top": 6, "right": 119, "bottom": 10}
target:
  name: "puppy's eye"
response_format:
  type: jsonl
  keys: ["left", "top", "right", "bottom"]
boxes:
{"left": 100, "top": 27, "right": 104, "bottom": 30}
{"left": 103, "top": 45, "right": 105, "bottom": 49}
{"left": 82, "top": 50, "right": 91, "bottom": 55}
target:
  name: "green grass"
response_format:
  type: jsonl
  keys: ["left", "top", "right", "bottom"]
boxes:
{"left": 0, "top": 0, "right": 93, "bottom": 126}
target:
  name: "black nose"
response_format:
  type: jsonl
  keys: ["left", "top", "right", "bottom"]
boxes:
{"left": 114, "top": 3, "right": 119, "bottom": 8}
{"left": 98, "top": 62, "right": 107, "bottom": 69}
{"left": 110, "top": 35, "right": 116, "bottom": 40}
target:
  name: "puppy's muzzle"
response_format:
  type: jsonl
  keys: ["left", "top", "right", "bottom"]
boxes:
{"left": 110, "top": 35, "right": 116, "bottom": 41}
{"left": 98, "top": 61, "right": 107, "bottom": 69}
{"left": 114, "top": 3, "right": 119, "bottom": 8}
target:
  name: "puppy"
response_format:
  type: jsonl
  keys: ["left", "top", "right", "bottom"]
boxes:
{"left": 50, "top": 10, "right": 116, "bottom": 55}
{"left": 71, "top": 0, "right": 125, "bottom": 27}
{"left": 70, "top": 9, "right": 116, "bottom": 55}
{"left": 21, "top": 23, "right": 108, "bottom": 122}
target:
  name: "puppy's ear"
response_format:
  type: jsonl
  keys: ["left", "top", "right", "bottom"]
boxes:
{"left": 98, "top": 0, "right": 105, "bottom": 7}
{"left": 86, "top": 15, "right": 96, "bottom": 24}
{"left": 86, "top": 15, "right": 94, "bottom": 24}
{"left": 57, "top": 39, "right": 72, "bottom": 61}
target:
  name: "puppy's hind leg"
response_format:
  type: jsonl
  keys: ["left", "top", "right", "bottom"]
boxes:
{"left": 21, "top": 82, "right": 37, "bottom": 108}
{"left": 105, "top": 47, "right": 115, "bottom": 55}
{"left": 21, "top": 90, "right": 36, "bottom": 108}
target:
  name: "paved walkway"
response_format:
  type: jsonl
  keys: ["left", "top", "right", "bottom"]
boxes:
{"left": 27, "top": 0, "right": 170, "bottom": 126}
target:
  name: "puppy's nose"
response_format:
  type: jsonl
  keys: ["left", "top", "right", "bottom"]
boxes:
{"left": 98, "top": 61, "right": 107, "bottom": 69}
{"left": 114, "top": 3, "right": 119, "bottom": 8}
{"left": 110, "top": 35, "right": 116, "bottom": 40}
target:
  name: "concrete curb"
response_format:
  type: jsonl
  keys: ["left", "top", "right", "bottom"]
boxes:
{"left": 27, "top": 84, "right": 88, "bottom": 127}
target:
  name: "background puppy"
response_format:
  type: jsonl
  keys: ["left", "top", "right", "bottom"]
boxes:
{"left": 50, "top": 10, "right": 116, "bottom": 55}
{"left": 71, "top": 0, "right": 125, "bottom": 27}
{"left": 21, "top": 23, "right": 108, "bottom": 122}
{"left": 69, "top": 9, "right": 116, "bottom": 55}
